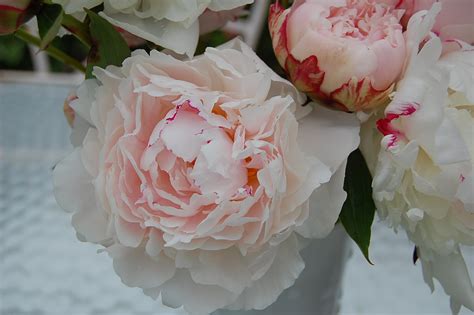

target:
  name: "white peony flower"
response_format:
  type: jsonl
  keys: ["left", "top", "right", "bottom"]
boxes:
{"left": 53, "top": 0, "right": 254, "bottom": 56}
{"left": 53, "top": 39, "right": 360, "bottom": 315}
{"left": 360, "top": 5, "right": 474, "bottom": 313}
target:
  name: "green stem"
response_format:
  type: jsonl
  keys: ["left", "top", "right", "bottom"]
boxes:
{"left": 14, "top": 27, "right": 86, "bottom": 73}
{"left": 61, "top": 13, "right": 92, "bottom": 48}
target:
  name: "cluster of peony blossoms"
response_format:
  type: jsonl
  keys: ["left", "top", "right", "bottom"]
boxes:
{"left": 360, "top": 4, "right": 474, "bottom": 312}
{"left": 53, "top": 39, "right": 360, "bottom": 314}
{"left": 44, "top": 0, "right": 474, "bottom": 313}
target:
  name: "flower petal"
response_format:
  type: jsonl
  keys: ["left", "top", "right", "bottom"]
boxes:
{"left": 297, "top": 104, "right": 360, "bottom": 172}
{"left": 160, "top": 269, "right": 237, "bottom": 315}
{"left": 110, "top": 244, "right": 176, "bottom": 289}
{"left": 99, "top": 12, "right": 199, "bottom": 57}
{"left": 296, "top": 160, "right": 348, "bottom": 239}
{"left": 227, "top": 234, "right": 304, "bottom": 310}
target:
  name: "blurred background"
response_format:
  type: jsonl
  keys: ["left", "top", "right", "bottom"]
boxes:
{"left": 1, "top": 1, "right": 472, "bottom": 314}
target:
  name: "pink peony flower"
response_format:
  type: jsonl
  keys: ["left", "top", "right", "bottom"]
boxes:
{"left": 0, "top": 0, "right": 34, "bottom": 34}
{"left": 53, "top": 39, "right": 360, "bottom": 314}
{"left": 269, "top": 0, "right": 407, "bottom": 112}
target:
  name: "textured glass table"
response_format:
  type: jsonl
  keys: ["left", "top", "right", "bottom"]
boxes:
{"left": 1, "top": 81, "right": 472, "bottom": 314}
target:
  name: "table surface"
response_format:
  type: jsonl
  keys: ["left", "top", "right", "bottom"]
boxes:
{"left": 1, "top": 82, "right": 472, "bottom": 315}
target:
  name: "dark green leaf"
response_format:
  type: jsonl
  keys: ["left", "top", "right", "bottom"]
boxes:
{"left": 61, "top": 13, "right": 92, "bottom": 48}
{"left": 48, "top": 34, "right": 88, "bottom": 73}
{"left": 85, "top": 9, "right": 130, "bottom": 79}
{"left": 0, "top": 34, "right": 32, "bottom": 69}
{"left": 37, "top": 3, "right": 63, "bottom": 49}
{"left": 339, "top": 149, "right": 376, "bottom": 264}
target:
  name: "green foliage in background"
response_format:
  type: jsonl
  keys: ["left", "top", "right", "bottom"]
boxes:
{"left": 84, "top": 9, "right": 130, "bottom": 78}
{"left": 0, "top": 35, "right": 33, "bottom": 70}
{"left": 48, "top": 35, "right": 88, "bottom": 72}
{"left": 0, "top": 32, "right": 87, "bottom": 72}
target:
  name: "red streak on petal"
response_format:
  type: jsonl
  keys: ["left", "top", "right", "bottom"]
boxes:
{"left": 245, "top": 185, "right": 253, "bottom": 196}
{"left": 377, "top": 117, "right": 398, "bottom": 137}
{"left": 166, "top": 108, "right": 179, "bottom": 122}
{"left": 187, "top": 100, "right": 199, "bottom": 111}
{"left": 376, "top": 102, "right": 419, "bottom": 145}
{"left": 389, "top": 102, "right": 419, "bottom": 116}
{"left": 194, "top": 129, "right": 204, "bottom": 136}
{"left": 167, "top": 102, "right": 198, "bottom": 123}
{"left": 386, "top": 135, "right": 398, "bottom": 149}
{"left": 460, "top": 174, "right": 466, "bottom": 182}
{"left": 444, "top": 39, "right": 464, "bottom": 50}
{"left": 330, "top": 77, "right": 393, "bottom": 112}
{"left": 269, "top": 3, "right": 291, "bottom": 71}
{"left": 284, "top": 54, "right": 333, "bottom": 108}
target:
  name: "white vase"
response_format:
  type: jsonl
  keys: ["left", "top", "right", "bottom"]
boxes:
{"left": 214, "top": 225, "right": 351, "bottom": 315}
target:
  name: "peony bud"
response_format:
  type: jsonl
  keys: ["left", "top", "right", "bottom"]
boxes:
{"left": 269, "top": 0, "right": 407, "bottom": 112}
{"left": 0, "top": 0, "right": 34, "bottom": 35}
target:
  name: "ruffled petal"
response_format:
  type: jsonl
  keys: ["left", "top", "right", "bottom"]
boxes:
{"left": 296, "top": 160, "right": 348, "bottom": 239}
{"left": 160, "top": 269, "right": 237, "bottom": 315}
{"left": 189, "top": 247, "right": 251, "bottom": 294}
{"left": 227, "top": 234, "right": 305, "bottom": 310}
{"left": 420, "top": 248, "right": 474, "bottom": 311}
{"left": 109, "top": 244, "right": 176, "bottom": 289}
{"left": 53, "top": 148, "right": 109, "bottom": 242}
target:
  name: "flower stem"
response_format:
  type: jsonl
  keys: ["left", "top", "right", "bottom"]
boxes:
{"left": 14, "top": 27, "right": 86, "bottom": 73}
{"left": 61, "top": 13, "right": 92, "bottom": 48}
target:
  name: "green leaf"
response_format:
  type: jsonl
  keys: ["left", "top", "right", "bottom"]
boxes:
{"left": 85, "top": 9, "right": 130, "bottom": 79}
{"left": 37, "top": 3, "right": 63, "bottom": 50}
{"left": 61, "top": 13, "right": 92, "bottom": 48}
{"left": 339, "top": 149, "right": 376, "bottom": 264}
